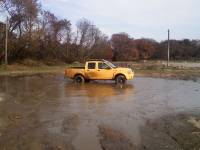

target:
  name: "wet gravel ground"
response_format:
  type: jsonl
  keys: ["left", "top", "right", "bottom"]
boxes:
{"left": 0, "top": 74, "right": 200, "bottom": 150}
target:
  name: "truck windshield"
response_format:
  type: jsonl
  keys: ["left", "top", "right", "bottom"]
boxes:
{"left": 105, "top": 61, "right": 117, "bottom": 68}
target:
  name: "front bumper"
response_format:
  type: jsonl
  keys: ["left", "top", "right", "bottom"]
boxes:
{"left": 126, "top": 72, "right": 134, "bottom": 80}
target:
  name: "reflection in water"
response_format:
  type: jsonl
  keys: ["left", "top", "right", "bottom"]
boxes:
{"left": 65, "top": 82, "right": 134, "bottom": 98}
{"left": 0, "top": 94, "right": 3, "bottom": 102}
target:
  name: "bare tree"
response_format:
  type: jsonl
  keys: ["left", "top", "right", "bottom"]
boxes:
{"left": 75, "top": 18, "right": 109, "bottom": 60}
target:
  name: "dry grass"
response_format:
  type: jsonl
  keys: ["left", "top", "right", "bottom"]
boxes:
{"left": 0, "top": 64, "right": 67, "bottom": 76}
{"left": 115, "top": 61, "right": 200, "bottom": 80}
{"left": 0, "top": 61, "right": 200, "bottom": 79}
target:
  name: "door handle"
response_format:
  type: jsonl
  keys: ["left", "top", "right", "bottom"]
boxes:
{"left": 98, "top": 70, "right": 100, "bottom": 71}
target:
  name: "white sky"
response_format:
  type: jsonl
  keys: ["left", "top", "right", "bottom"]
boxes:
{"left": 1, "top": 0, "right": 200, "bottom": 41}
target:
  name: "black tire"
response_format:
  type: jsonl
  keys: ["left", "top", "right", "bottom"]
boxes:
{"left": 85, "top": 79, "right": 90, "bottom": 83}
{"left": 74, "top": 75, "right": 85, "bottom": 83}
{"left": 115, "top": 75, "right": 126, "bottom": 84}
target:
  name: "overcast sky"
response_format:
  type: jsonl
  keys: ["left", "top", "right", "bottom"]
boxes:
{"left": 27, "top": 0, "right": 200, "bottom": 41}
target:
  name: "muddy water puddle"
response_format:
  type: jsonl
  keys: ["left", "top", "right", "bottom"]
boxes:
{"left": 0, "top": 75, "right": 200, "bottom": 150}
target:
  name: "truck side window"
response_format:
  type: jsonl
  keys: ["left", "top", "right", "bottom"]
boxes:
{"left": 88, "top": 63, "right": 96, "bottom": 69}
{"left": 98, "top": 63, "right": 110, "bottom": 69}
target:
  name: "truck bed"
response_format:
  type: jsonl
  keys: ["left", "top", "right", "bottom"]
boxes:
{"left": 65, "top": 67, "right": 85, "bottom": 79}
{"left": 69, "top": 66, "right": 85, "bottom": 69}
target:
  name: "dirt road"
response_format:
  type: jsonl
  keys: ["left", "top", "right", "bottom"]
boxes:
{"left": 0, "top": 75, "right": 200, "bottom": 150}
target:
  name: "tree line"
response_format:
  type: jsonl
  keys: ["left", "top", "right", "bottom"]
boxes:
{"left": 0, "top": 0, "right": 200, "bottom": 65}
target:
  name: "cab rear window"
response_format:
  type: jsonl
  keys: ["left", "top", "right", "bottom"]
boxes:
{"left": 88, "top": 63, "right": 96, "bottom": 69}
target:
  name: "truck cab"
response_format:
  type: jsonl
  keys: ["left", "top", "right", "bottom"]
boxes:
{"left": 65, "top": 59, "right": 134, "bottom": 84}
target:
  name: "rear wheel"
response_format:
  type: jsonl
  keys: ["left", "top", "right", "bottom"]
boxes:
{"left": 115, "top": 75, "right": 126, "bottom": 84}
{"left": 74, "top": 75, "right": 85, "bottom": 83}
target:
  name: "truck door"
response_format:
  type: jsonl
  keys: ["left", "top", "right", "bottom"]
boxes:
{"left": 85, "top": 62, "right": 98, "bottom": 79}
{"left": 96, "top": 62, "right": 114, "bottom": 80}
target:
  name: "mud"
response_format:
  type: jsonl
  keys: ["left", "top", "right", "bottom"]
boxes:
{"left": 0, "top": 75, "right": 200, "bottom": 150}
{"left": 99, "top": 125, "right": 134, "bottom": 150}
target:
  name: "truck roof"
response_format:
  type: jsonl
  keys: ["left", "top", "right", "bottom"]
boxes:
{"left": 87, "top": 59, "right": 107, "bottom": 62}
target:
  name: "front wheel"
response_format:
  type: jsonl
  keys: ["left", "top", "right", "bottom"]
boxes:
{"left": 115, "top": 75, "right": 126, "bottom": 84}
{"left": 74, "top": 75, "right": 85, "bottom": 83}
{"left": 85, "top": 79, "right": 90, "bottom": 83}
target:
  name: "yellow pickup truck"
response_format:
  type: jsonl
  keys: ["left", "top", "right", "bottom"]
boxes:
{"left": 65, "top": 59, "right": 134, "bottom": 83}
